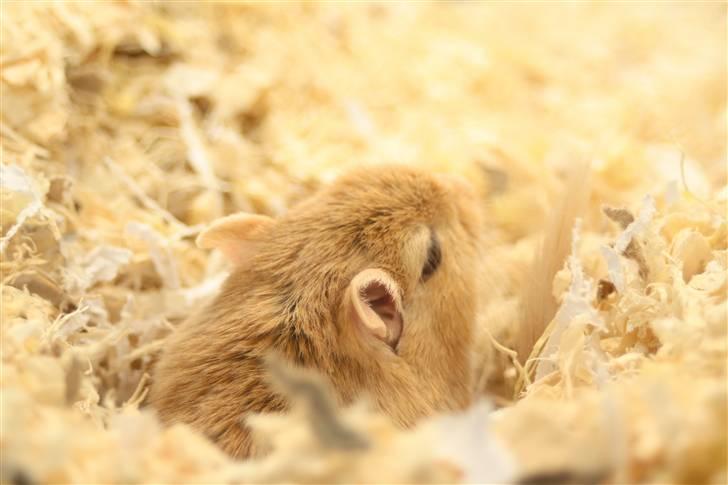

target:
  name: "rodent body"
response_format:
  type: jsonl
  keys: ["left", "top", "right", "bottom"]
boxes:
{"left": 149, "top": 166, "right": 484, "bottom": 458}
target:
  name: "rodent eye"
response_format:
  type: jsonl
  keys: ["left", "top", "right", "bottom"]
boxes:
{"left": 421, "top": 231, "right": 441, "bottom": 281}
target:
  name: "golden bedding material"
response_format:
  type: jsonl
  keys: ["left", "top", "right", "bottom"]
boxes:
{"left": 1, "top": 3, "right": 725, "bottom": 483}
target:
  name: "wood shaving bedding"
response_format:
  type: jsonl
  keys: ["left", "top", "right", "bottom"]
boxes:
{"left": 1, "top": 3, "right": 725, "bottom": 483}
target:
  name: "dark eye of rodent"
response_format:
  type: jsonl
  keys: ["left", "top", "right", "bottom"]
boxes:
{"left": 421, "top": 231, "right": 441, "bottom": 281}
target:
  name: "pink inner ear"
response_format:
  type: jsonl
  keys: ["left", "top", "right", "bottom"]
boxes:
{"left": 361, "top": 281, "right": 403, "bottom": 347}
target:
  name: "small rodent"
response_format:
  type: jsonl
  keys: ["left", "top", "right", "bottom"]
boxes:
{"left": 149, "top": 165, "right": 484, "bottom": 458}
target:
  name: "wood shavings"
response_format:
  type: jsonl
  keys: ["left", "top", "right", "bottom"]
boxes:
{"left": 102, "top": 157, "right": 187, "bottom": 230}
{"left": 432, "top": 400, "right": 517, "bottom": 484}
{"left": 59, "top": 244, "right": 132, "bottom": 294}
{"left": 515, "top": 161, "right": 590, "bottom": 363}
{"left": 0, "top": 164, "right": 55, "bottom": 253}
{"left": 533, "top": 220, "right": 605, "bottom": 381}
{"left": 596, "top": 279, "right": 617, "bottom": 303}
{"left": 2, "top": 2, "right": 726, "bottom": 484}
{"left": 670, "top": 229, "right": 712, "bottom": 282}
{"left": 6, "top": 269, "right": 67, "bottom": 308}
{"left": 602, "top": 206, "right": 633, "bottom": 230}
{"left": 124, "top": 222, "right": 180, "bottom": 290}
{"left": 264, "top": 354, "right": 370, "bottom": 452}
{"left": 238, "top": 377, "right": 461, "bottom": 483}
{"left": 601, "top": 195, "right": 656, "bottom": 291}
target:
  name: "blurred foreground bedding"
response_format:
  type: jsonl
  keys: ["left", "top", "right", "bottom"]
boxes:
{"left": 1, "top": 2, "right": 726, "bottom": 483}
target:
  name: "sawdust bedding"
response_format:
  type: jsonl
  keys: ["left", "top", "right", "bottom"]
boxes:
{"left": 1, "top": 3, "right": 726, "bottom": 484}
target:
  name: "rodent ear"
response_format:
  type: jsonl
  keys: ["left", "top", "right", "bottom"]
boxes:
{"left": 345, "top": 269, "right": 403, "bottom": 351}
{"left": 195, "top": 213, "right": 275, "bottom": 265}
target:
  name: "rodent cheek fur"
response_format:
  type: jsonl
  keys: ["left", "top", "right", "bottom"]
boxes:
{"left": 385, "top": 203, "right": 480, "bottom": 409}
{"left": 406, "top": 226, "right": 479, "bottom": 401}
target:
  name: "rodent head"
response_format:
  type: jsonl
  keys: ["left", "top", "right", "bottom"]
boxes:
{"left": 199, "top": 165, "right": 483, "bottom": 419}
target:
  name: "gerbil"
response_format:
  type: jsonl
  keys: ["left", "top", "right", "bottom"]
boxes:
{"left": 150, "top": 165, "right": 484, "bottom": 458}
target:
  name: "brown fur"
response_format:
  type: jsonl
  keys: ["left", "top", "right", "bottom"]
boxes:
{"left": 149, "top": 166, "right": 484, "bottom": 458}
